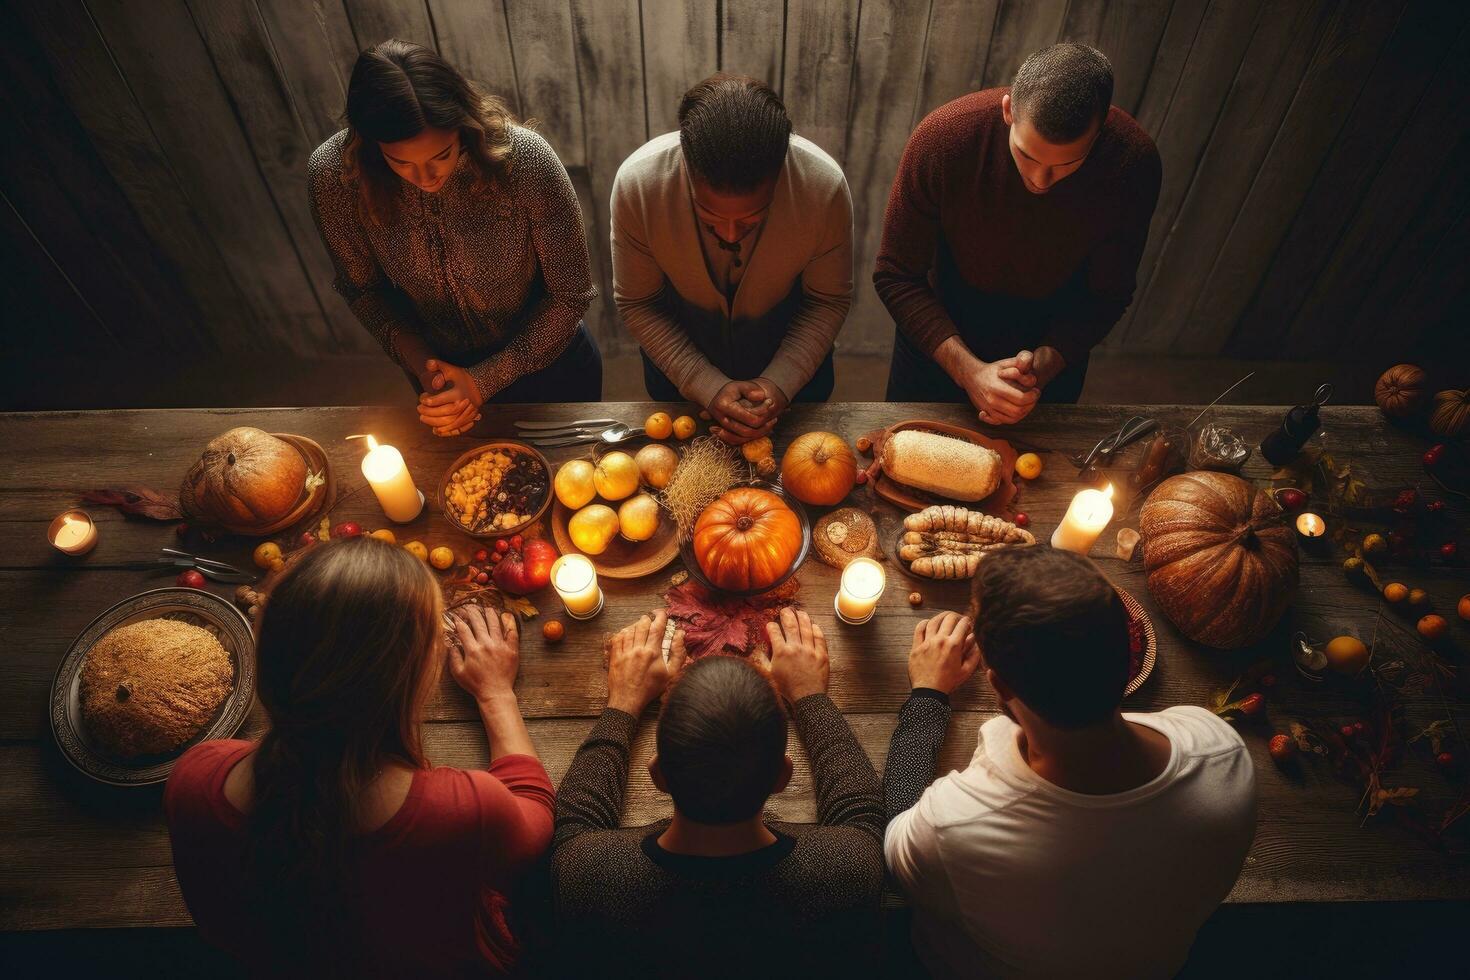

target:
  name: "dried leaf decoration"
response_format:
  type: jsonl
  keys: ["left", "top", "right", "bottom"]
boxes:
{"left": 664, "top": 578, "right": 800, "bottom": 660}
{"left": 82, "top": 485, "right": 183, "bottom": 521}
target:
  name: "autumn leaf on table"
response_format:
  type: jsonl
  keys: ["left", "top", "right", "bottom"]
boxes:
{"left": 665, "top": 579, "right": 800, "bottom": 660}
{"left": 82, "top": 485, "right": 183, "bottom": 521}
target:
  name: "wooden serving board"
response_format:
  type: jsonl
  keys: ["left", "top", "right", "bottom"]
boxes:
{"left": 549, "top": 498, "right": 680, "bottom": 580}
{"left": 860, "top": 419, "right": 1018, "bottom": 516}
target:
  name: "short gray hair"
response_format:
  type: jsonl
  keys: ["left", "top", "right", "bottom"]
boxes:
{"left": 1011, "top": 43, "right": 1114, "bottom": 142}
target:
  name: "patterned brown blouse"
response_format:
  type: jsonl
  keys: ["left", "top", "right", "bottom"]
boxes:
{"left": 308, "top": 126, "right": 595, "bottom": 400}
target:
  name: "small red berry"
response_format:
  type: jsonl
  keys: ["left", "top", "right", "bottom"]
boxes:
{"left": 474, "top": 548, "right": 489, "bottom": 562}
{"left": 1269, "top": 734, "right": 1296, "bottom": 762}
{"left": 1423, "top": 444, "right": 1445, "bottom": 468}
{"left": 1442, "top": 541, "right": 1459, "bottom": 561}
{"left": 475, "top": 571, "right": 490, "bottom": 585}
{"left": 491, "top": 552, "right": 503, "bottom": 563}
{"left": 1014, "top": 512, "right": 1030, "bottom": 527}
{"left": 1239, "top": 693, "right": 1264, "bottom": 716}
{"left": 510, "top": 534, "right": 524, "bottom": 551}
{"left": 1393, "top": 489, "right": 1417, "bottom": 513}
{"left": 1352, "top": 721, "right": 1367, "bottom": 735}
{"left": 494, "top": 539, "right": 510, "bottom": 554}
{"left": 298, "top": 531, "right": 316, "bottom": 547}
{"left": 1276, "top": 488, "right": 1307, "bottom": 511}
{"left": 1426, "top": 499, "right": 1445, "bottom": 513}
{"left": 332, "top": 521, "right": 362, "bottom": 538}
{"left": 1437, "top": 751, "right": 1455, "bottom": 770}
{"left": 1340, "top": 725, "right": 1357, "bottom": 741}
{"left": 176, "top": 569, "right": 207, "bottom": 589}
{"left": 175, "top": 522, "right": 190, "bottom": 538}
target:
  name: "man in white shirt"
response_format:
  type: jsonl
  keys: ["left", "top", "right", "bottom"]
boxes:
{"left": 883, "top": 546, "right": 1257, "bottom": 979}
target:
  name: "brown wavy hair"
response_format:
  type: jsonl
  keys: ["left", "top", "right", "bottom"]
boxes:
{"left": 341, "top": 38, "right": 516, "bottom": 224}
{"left": 246, "top": 536, "right": 443, "bottom": 970}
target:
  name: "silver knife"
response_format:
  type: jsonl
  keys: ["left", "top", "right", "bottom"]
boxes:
{"left": 153, "top": 557, "right": 259, "bottom": 584}
{"left": 514, "top": 418, "right": 616, "bottom": 431}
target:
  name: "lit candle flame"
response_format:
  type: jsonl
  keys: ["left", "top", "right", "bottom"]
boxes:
{"left": 1103, "top": 483, "right": 1115, "bottom": 501}
{"left": 366, "top": 434, "right": 379, "bottom": 452}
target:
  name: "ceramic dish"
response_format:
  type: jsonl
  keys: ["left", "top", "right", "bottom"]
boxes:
{"left": 49, "top": 588, "right": 256, "bottom": 786}
{"left": 439, "top": 440, "right": 553, "bottom": 539}
{"left": 860, "top": 420, "right": 1019, "bottom": 516}
{"left": 678, "top": 480, "right": 812, "bottom": 598}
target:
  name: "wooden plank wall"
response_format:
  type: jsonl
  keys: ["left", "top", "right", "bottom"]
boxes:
{"left": 1, "top": 0, "right": 1465, "bottom": 370}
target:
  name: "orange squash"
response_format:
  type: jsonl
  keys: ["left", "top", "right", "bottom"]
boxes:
{"left": 1139, "top": 471, "right": 1299, "bottom": 649}
{"left": 179, "top": 427, "right": 306, "bottom": 529}
{"left": 1374, "top": 364, "right": 1428, "bottom": 420}
{"left": 780, "top": 431, "right": 856, "bottom": 506}
{"left": 693, "top": 487, "right": 802, "bottom": 592}
{"left": 1430, "top": 388, "right": 1468, "bottom": 439}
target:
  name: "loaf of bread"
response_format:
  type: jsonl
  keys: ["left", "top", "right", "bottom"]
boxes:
{"left": 880, "top": 430, "right": 1002, "bottom": 501}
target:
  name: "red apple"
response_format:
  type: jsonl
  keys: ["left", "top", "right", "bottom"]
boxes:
{"left": 176, "top": 569, "right": 207, "bottom": 589}
{"left": 492, "top": 538, "right": 558, "bottom": 595}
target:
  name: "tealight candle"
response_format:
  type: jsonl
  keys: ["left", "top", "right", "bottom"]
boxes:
{"left": 1295, "top": 512, "right": 1326, "bottom": 539}
{"left": 1051, "top": 484, "right": 1115, "bottom": 555}
{"left": 48, "top": 510, "right": 98, "bottom": 556}
{"left": 835, "top": 557, "right": 885, "bottom": 625}
{"left": 357, "top": 435, "right": 423, "bottom": 522}
{"left": 551, "top": 554, "right": 603, "bottom": 620}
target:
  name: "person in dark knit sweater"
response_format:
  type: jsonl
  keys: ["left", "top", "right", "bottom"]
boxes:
{"left": 876, "top": 43, "right": 1161, "bottom": 421}
{"left": 551, "top": 608, "right": 885, "bottom": 978}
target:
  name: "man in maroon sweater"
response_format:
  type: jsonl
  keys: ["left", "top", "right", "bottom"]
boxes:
{"left": 876, "top": 43, "right": 1160, "bottom": 422}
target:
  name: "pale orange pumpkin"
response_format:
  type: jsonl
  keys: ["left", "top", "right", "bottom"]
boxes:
{"left": 1139, "top": 471, "right": 1299, "bottom": 649}
{"left": 1374, "top": 364, "right": 1428, "bottom": 419}
{"left": 693, "top": 487, "right": 802, "bottom": 592}
{"left": 179, "top": 427, "right": 306, "bottom": 529}
{"left": 780, "top": 431, "right": 856, "bottom": 506}
{"left": 1430, "top": 388, "right": 1468, "bottom": 439}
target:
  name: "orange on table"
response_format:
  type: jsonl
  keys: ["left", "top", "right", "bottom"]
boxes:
{"left": 1382, "top": 582, "right": 1409, "bottom": 605}
{"left": 673, "top": 415, "right": 697, "bottom": 439}
{"left": 252, "top": 541, "right": 282, "bottom": 569}
{"left": 403, "top": 540, "right": 429, "bottom": 562}
{"left": 1015, "top": 452, "right": 1043, "bottom": 480}
{"left": 429, "top": 546, "right": 455, "bottom": 570}
{"left": 369, "top": 528, "right": 396, "bottom": 544}
{"left": 1460, "top": 594, "right": 1470, "bottom": 621}
{"left": 1418, "top": 614, "right": 1448, "bottom": 641}
{"left": 644, "top": 412, "right": 673, "bottom": 440}
{"left": 1324, "top": 635, "right": 1369, "bottom": 675}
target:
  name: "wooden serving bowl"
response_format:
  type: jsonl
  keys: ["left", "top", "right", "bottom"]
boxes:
{"left": 549, "top": 498, "right": 680, "bottom": 579}
{"left": 860, "top": 419, "right": 1018, "bottom": 516}
{"left": 438, "top": 440, "right": 553, "bottom": 539}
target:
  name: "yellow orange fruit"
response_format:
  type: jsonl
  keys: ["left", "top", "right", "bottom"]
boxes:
{"left": 1418, "top": 614, "right": 1448, "bottom": 641}
{"left": 1382, "top": 582, "right": 1409, "bottom": 605}
{"left": 673, "top": 415, "right": 697, "bottom": 440}
{"left": 554, "top": 459, "right": 597, "bottom": 510}
{"left": 252, "top": 541, "right": 282, "bottom": 569}
{"left": 569, "top": 504, "right": 619, "bottom": 555}
{"left": 1408, "top": 588, "right": 1431, "bottom": 609}
{"left": 593, "top": 451, "right": 640, "bottom": 501}
{"left": 644, "top": 412, "right": 673, "bottom": 440}
{"left": 1015, "top": 453, "right": 1043, "bottom": 480}
{"left": 1362, "top": 533, "right": 1387, "bottom": 555}
{"left": 429, "top": 546, "right": 455, "bottom": 570}
{"left": 635, "top": 443, "right": 679, "bottom": 490}
{"left": 1324, "top": 635, "right": 1370, "bottom": 675}
{"left": 618, "top": 493, "right": 661, "bottom": 542}
{"left": 1459, "top": 594, "right": 1470, "bottom": 621}
{"left": 369, "top": 528, "right": 396, "bottom": 544}
{"left": 403, "top": 541, "right": 428, "bottom": 562}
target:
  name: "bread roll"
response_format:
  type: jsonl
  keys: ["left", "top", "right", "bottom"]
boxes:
{"left": 881, "top": 430, "right": 1001, "bottom": 501}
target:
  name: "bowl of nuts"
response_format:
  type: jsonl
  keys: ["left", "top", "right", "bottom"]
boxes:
{"left": 439, "top": 441, "right": 553, "bottom": 538}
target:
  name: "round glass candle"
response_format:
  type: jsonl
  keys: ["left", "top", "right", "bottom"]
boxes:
{"left": 551, "top": 554, "right": 603, "bottom": 620}
{"left": 835, "top": 557, "right": 885, "bottom": 624}
{"left": 48, "top": 510, "right": 98, "bottom": 555}
{"left": 1295, "top": 512, "right": 1326, "bottom": 538}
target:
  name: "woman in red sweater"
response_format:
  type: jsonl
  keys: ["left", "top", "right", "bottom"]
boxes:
{"left": 164, "top": 537, "right": 555, "bottom": 977}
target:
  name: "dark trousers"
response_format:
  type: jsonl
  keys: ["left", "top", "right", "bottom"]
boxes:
{"left": 404, "top": 322, "right": 602, "bottom": 402}
{"left": 884, "top": 328, "right": 1088, "bottom": 405}
{"left": 641, "top": 349, "right": 836, "bottom": 406}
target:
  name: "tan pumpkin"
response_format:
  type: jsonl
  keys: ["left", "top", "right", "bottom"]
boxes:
{"left": 179, "top": 427, "right": 306, "bottom": 529}
{"left": 693, "top": 487, "right": 803, "bottom": 592}
{"left": 1374, "top": 363, "right": 1428, "bottom": 419}
{"left": 1430, "top": 388, "right": 1468, "bottom": 439}
{"left": 1139, "top": 471, "right": 1298, "bottom": 649}
{"left": 780, "top": 431, "right": 856, "bottom": 506}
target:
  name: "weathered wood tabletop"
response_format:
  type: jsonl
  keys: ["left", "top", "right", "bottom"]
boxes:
{"left": 2, "top": 402, "right": 1466, "bottom": 930}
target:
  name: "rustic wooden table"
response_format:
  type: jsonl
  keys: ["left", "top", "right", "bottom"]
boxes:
{"left": 1, "top": 403, "right": 1466, "bottom": 930}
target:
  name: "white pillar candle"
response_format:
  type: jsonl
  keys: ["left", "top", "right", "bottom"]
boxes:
{"left": 835, "top": 557, "right": 885, "bottom": 624}
{"left": 1295, "top": 512, "right": 1325, "bottom": 538}
{"left": 1051, "top": 484, "right": 1115, "bottom": 555}
{"left": 360, "top": 435, "right": 423, "bottom": 523}
{"left": 49, "top": 510, "right": 98, "bottom": 555}
{"left": 551, "top": 554, "right": 603, "bottom": 619}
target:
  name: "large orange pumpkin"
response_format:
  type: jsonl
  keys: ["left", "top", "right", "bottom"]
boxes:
{"left": 780, "top": 431, "right": 856, "bottom": 506}
{"left": 179, "top": 427, "right": 306, "bottom": 529}
{"left": 1374, "top": 364, "right": 1428, "bottom": 419}
{"left": 693, "top": 487, "right": 802, "bottom": 592}
{"left": 1430, "top": 388, "right": 1468, "bottom": 439}
{"left": 1139, "top": 471, "right": 1298, "bottom": 649}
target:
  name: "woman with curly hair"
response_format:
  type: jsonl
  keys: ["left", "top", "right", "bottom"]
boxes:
{"left": 310, "top": 39, "right": 599, "bottom": 435}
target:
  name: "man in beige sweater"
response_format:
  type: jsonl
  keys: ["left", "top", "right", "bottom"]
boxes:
{"left": 612, "top": 74, "right": 853, "bottom": 444}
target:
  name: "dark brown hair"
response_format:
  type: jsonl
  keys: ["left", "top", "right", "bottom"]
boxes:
{"left": 1011, "top": 42, "right": 1114, "bottom": 142}
{"left": 970, "top": 546, "right": 1129, "bottom": 728}
{"left": 656, "top": 654, "right": 788, "bottom": 823}
{"left": 678, "top": 72, "right": 792, "bottom": 192}
{"left": 342, "top": 38, "right": 515, "bottom": 224}
{"left": 248, "top": 536, "right": 443, "bottom": 966}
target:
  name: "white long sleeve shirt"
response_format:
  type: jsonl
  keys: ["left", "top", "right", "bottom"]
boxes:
{"left": 886, "top": 706, "right": 1256, "bottom": 979}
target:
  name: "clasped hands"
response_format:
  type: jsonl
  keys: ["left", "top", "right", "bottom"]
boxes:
{"left": 966, "top": 346, "right": 1064, "bottom": 426}
{"left": 706, "top": 378, "right": 789, "bottom": 446}
{"left": 417, "top": 358, "right": 484, "bottom": 437}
